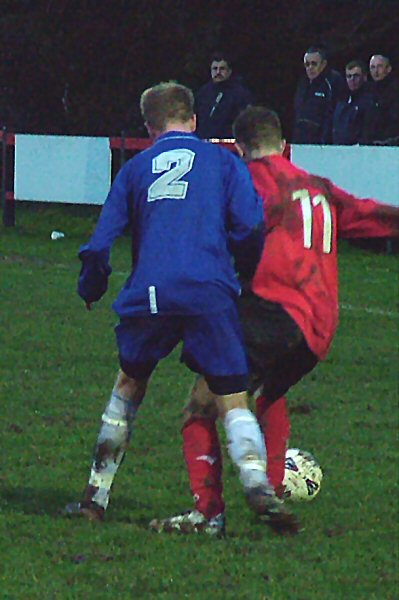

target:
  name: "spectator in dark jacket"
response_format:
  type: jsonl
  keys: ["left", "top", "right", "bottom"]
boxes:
{"left": 195, "top": 52, "right": 253, "bottom": 139}
{"left": 332, "top": 60, "right": 375, "bottom": 145}
{"left": 365, "top": 54, "right": 399, "bottom": 145}
{"left": 293, "top": 46, "right": 346, "bottom": 144}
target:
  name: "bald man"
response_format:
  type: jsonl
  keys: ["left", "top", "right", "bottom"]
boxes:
{"left": 366, "top": 54, "right": 399, "bottom": 145}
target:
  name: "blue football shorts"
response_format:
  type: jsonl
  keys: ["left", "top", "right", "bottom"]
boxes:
{"left": 114, "top": 305, "right": 248, "bottom": 395}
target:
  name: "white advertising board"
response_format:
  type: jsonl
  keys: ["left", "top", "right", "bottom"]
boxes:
{"left": 291, "top": 145, "right": 399, "bottom": 207}
{"left": 14, "top": 135, "right": 111, "bottom": 205}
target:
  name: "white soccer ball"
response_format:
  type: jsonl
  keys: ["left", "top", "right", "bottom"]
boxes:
{"left": 283, "top": 448, "right": 323, "bottom": 502}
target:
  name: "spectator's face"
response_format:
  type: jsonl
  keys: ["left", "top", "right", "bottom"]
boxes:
{"left": 346, "top": 66, "right": 366, "bottom": 92}
{"left": 369, "top": 55, "right": 392, "bottom": 81}
{"left": 304, "top": 52, "right": 327, "bottom": 81}
{"left": 211, "top": 60, "right": 232, "bottom": 83}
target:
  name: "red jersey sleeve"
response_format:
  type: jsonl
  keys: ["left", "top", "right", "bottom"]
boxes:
{"left": 327, "top": 181, "right": 399, "bottom": 239}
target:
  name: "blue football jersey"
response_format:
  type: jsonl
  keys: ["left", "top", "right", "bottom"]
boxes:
{"left": 78, "top": 131, "right": 264, "bottom": 316}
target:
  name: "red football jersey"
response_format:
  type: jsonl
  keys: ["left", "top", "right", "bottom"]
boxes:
{"left": 249, "top": 155, "right": 398, "bottom": 360}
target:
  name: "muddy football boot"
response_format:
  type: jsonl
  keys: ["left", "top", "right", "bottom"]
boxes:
{"left": 64, "top": 500, "right": 105, "bottom": 522}
{"left": 149, "top": 509, "right": 225, "bottom": 538}
{"left": 245, "top": 485, "right": 301, "bottom": 535}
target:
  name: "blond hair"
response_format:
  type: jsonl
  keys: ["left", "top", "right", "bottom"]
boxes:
{"left": 140, "top": 82, "right": 195, "bottom": 132}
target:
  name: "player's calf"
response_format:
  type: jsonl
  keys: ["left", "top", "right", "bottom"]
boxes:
{"left": 65, "top": 371, "right": 147, "bottom": 519}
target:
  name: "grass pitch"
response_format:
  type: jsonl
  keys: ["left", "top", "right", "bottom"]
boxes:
{"left": 1, "top": 204, "right": 398, "bottom": 599}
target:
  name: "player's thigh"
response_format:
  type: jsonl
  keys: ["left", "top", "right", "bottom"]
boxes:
{"left": 181, "top": 305, "right": 248, "bottom": 378}
{"left": 263, "top": 339, "right": 318, "bottom": 402}
{"left": 239, "top": 294, "right": 302, "bottom": 368}
{"left": 238, "top": 294, "right": 317, "bottom": 398}
{"left": 115, "top": 316, "right": 181, "bottom": 379}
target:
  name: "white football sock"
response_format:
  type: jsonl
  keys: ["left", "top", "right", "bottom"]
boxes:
{"left": 223, "top": 407, "right": 268, "bottom": 489}
{"left": 88, "top": 390, "right": 139, "bottom": 509}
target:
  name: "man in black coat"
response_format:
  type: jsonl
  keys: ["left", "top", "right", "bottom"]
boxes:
{"left": 332, "top": 60, "right": 375, "bottom": 145}
{"left": 293, "top": 46, "right": 346, "bottom": 144}
{"left": 365, "top": 54, "right": 399, "bottom": 146}
{"left": 195, "top": 52, "right": 253, "bottom": 139}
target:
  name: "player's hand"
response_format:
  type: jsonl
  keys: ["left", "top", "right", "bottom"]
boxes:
{"left": 85, "top": 302, "right": 92, "bottom": 311}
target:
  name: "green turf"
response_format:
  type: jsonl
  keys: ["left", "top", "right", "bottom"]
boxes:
{"left": 1, "top": 204, "right": 398, "bottom": 599}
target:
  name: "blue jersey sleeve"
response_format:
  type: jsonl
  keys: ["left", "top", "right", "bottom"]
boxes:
{"left": 223, "top": 151, "right": 265, "bottom": 279}
{"left": 77, "top": 164, "right": 132, "bottom": 303}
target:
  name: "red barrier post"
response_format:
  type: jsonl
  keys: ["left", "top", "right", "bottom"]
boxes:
{"left": 0, "top": 127, "right": 5, "bottom": 217}
{"left": 1, "top": 127, "right": 15, "bottom": 226}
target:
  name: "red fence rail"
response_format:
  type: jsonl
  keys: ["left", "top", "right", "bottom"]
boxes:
{"left": 0, "top": 132, "right": 291, "bottom": 226}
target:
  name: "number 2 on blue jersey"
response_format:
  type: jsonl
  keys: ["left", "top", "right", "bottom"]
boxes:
{"left": 148, "top": 149, "right": 195, "bottom": 202}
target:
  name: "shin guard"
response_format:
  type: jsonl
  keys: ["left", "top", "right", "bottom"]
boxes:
{"left": 84, "top": 391, "right": 138, "bottom": 509}
{"left": 223, "top": 408, "right": 267, "bottom": 489}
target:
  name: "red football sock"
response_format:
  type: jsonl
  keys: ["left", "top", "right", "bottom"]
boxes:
{"left": 182, "top": 416, "right": 225, "bottom": 519}
{"left": 256, "top": 394, "right": 290, "bottom": 493}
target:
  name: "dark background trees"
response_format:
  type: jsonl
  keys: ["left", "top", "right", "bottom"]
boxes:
{"left": 1, "top": 0, "right": 398, "bottom": 140}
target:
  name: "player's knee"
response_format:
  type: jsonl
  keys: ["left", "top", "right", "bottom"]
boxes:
{"left": 215, "top": 391, "right": 248, "bottom": 419}
{"left": 183, "top": 377, "right": 218, "bottom": 423}
{"left": 191, "top": 376, "right": 214, "bottom": 402}
{"left": 183, "top": 398, "right": 218, "bottom": 423}
{"left": 116, "top": 370, "right": 136, "bottom": 395}
{"left": 115, "top": 370, "right": 148, "bottom": 404}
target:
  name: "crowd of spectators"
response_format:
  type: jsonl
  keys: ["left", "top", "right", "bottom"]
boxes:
{"left": 1, "top": 47, "right": 398, "bottom": 145}
{"left": 292, "top": 48, "right": 398, "bottom": 146}
{"left": 195, "top": 47, "right": 398, "bottom": 146}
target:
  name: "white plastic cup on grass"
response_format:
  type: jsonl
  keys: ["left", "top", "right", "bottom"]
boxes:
{"left": 51, "top": 231, "right": 65, "bottom": 240}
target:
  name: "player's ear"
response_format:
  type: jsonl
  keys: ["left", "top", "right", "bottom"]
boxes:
{"left": 145, "top": 121, "right": 157, "bottom": 140}
{"left": 190, "top": 114, "right": 197, "bottom": 132}
{"left": 280, "top": 139, "right": 286, "bottom": 155}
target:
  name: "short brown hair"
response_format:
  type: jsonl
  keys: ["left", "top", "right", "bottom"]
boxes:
{"left": 140, "top": 82, "right": 194, "bottom": 132}
{"left": 305, "top": 46, "right": 328, "bottom": 61}
{"left": 210, "top": 51, "right": 232, "bottom": 69}
{"left": 346, "top": 59, "right": 367, "bottom": 74}
{"left": 233, "top": 106, "right": 282, "bottom": 151}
